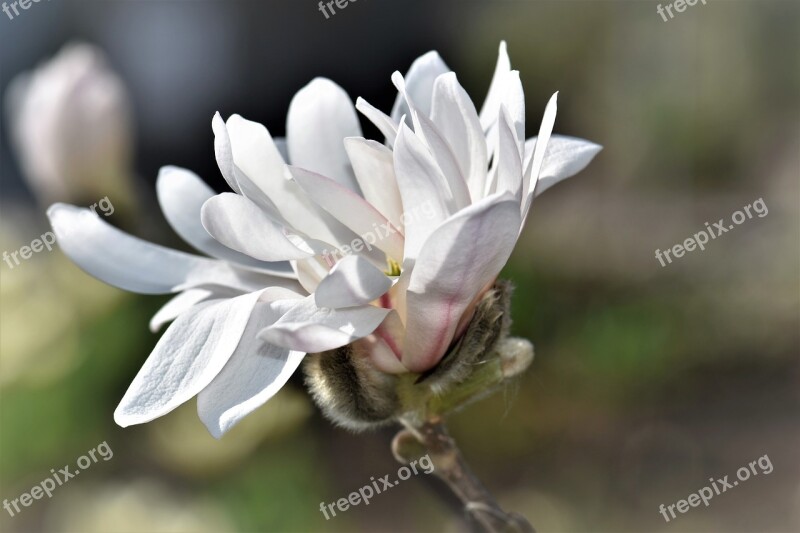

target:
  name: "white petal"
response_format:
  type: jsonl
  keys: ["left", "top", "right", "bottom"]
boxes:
{"left": 430, "top": 72, "right": 489, "bottom": 202}
{"left": 502, "top": 71, "right": 526, "bottom": 156}
{"left": 355, "top": 97, "right": 398, "bottom": 146}
{"left": 291, "top": 257, "right": 330, "bottom": 294}
{"left": 479, "top": 41, "right": 512, "bottom": 131}
{"left": 197, "top": 298, "right": 305, "bottom": 439}
{"left": 344, "top": 137, "right": 404, "bottom": 231}
{"left": 258, "top": 295, "right": 390, "bottom": 353}
{"left": 212, "top": 112, "right": 242, "bottom": 194}
{"left": 524, "top": 135, "right": 602, "bottom": 196}
{"left": 114, "top": 289, "right": 266, "bottom": 427}
{"left": 273, "top": 136, "right": 290, "bottom": 162}
{"left": 201, "top": 193, "right": 317, "bottom": 262}
{"left": 156, "top": 166, "right": 294, "bottom": 277}
{"left": 289, "top": 166, "right": 404, "bottom": 262}
{"left": 287, "top": 78, "right": 361, "bottom": 192}
{"left": 393, "top": 123, "right": 454, "bottom": 260}
{"left": 412, "top": 110, "right": 472, "bottom": 210}
{"left": 522, "top": 93, "right": 559, "bottom": 221}
{"left": 314, "top": 255, "right": 392, "bottom": 309}
{"left": 494, "top": 106, "right": 524, "bottom": 199}
{"left": 225, "top": 114, "right": 360, "bottom": 250}
{"left": 150, "top": 288, "right": 216, "bottom": 332}
{"left": 391, "top": 51, "right": 450, "bottom": 122}
{"left": 48, "top": 203, "right": 220, "bottom": 294}
{"left": 402, "top": 192, "right": 521, "bottom": 372}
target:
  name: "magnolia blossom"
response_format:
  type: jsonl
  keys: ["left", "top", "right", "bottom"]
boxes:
{"left": 7, "top": 43, "right": 134, "bottom": 205}
{"left": 49, "top": 42, "right": 600, "bottom": 438}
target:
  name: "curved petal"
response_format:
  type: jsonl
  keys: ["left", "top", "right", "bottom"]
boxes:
{"left": 48, "top": 203, "right": 225, "bottom": 294}
{"left": 289, "top": 166, "right": 404, "bottom": 262}
{"left": 314, "top": 255, "right": 392, "bottom": 309}
{"left": 197, "top": 294, "right": 305, "bottom": 438}
{"left": 225, "top": 114, "right": 359, "bottom": 250}
{"left": 212, "top": 112, "right": 242, "bottom": 194}
{"left": 291, "top": 256, "right": 330, "bottom": 294}
{"left": 402, "top": 192, "right": 521, "bottom": 372}
{"left": 391, "top": 51, "right": 450, "bottom": 123}
{"left": 201, "top": 193, "right": 317, "bottom": 262}
{"left": 393, "top": 123, "right": 454, "bottom": 260}
{"left": 524, "top": 135, "right": 602, "bottom": 196}
{"left": 493, "top": 106, "right": 524, "bottom": 199}
{"left": 258, "top": 295, "right": 390, "bottom": 353}
{"left": 522, "top": 92, "right": 558, "bottom": 219}
{"left": 114, "top": 289, "right": 267, "bottom": 427}
{"left": 287, "top": 78, "right": 362, "bottom": 192}
{"left": 412, "top": 110, "right": 472, "bottom": 210}
{"left": 501, "top": 71, "right": 526, "bottom": 156}
{"left": 156, "top": 166, "right": 294, "bottom": 277}
{"left": 150, "top": 288, "right": 215, "bottom": 332}
{"left": 344, "top": 137, "right": 404, "bottom": 231}
{"left": 479, "top": 41, "right": 512, "bottom": 131}
{"left": 355, "top": 97, "right": 398, "bottom": 146}
{"left": 430, "top": 72, "right": 488, "bottom": 202}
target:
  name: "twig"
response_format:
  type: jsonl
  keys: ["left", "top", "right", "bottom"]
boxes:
{"left": 394, "top": 417, "right": 534, "bottom": 533}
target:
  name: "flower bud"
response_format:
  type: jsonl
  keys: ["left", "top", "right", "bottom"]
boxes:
{"left": 304, "top": 281, "right": 532, "bottom": 430}
{"left": 6, "top": 42, "right": 134, "bottom": 205}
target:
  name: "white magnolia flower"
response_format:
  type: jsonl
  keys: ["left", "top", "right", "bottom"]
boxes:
{"left": 7, "top": 42, "right": 135, "bottom": 205}
{"left": 48, "top": 42, "right": 600, "bottom": 438}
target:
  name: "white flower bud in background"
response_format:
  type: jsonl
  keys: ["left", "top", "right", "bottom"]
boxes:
{"left": 6, "top": 42, "right": 135, "bottom": 206}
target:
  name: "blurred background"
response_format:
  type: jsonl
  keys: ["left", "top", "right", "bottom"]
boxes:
{"left": 1, "top": 1, "right": 798, "bottom": 532}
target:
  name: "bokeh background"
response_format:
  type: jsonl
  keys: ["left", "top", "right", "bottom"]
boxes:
{"left": 1, "top": 1, "right": 798, "bottom": 532}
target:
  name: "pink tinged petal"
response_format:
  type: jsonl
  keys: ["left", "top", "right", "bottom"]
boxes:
{"left": 258, "top": 295, "right": 391, "bottom": 353}
{"left": 368, "top": 310, "right": 407, "bottom": 373}
{"left": 288, "top": 166, "right": 405, "bottom": 262}
{"left": 393, "top": 123, "right": 455, "bottom": 260}
{"left": 200, "top": 193, "right": 316, "bottom": 262}
{"left": 344, "top": 137, "right": 404, "bottom": 231}
{"left": 479, "top": 41, "right": 512, "bottom": 131}
{"left": 356, "top": 335, "right": 408, "bottom": 375}
{"left": 523, "top": 135, "right": 602, "bottom": 196}
{"left": 197, "top": 296, "right": 305, "bottom": 438}
{"left": 493, "top": 106, "right": 524, "bottom": 199}
{"left": 212, "top": 112, "right": 242, "bottom": 194}
{"left": 287, "top": 78, "right": 362, "bottom": 193}
{"left": 48, "top": 203, "right": 234, "bottom": 294}
{"left": 113, "top": 289, "right": 267, "bottom": 427}
{"left": 150, "top": 288, "right": 215, "bottom": 333}
{"left": 156, "top": 166, "right": 295, "bottom": 277}
{"left": 430, "top": 72, "right": 489, "bottom": 202}
{"left": 522, "top": 92, "right": 559, "bottom": 220}
{"left": 402, "top": 192, "right": 521, "bottom": 372}
{"left": 391, "top": 51, "right": 450, "bottom": 122}
{"left": 355, "top": 98, "right": 398, "bottom": 146}
{"left": 314, "top": 255, "right": 392, "bottom": 309}
{"left": 412, "top": 110, "right": 472, "bottom": 210}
